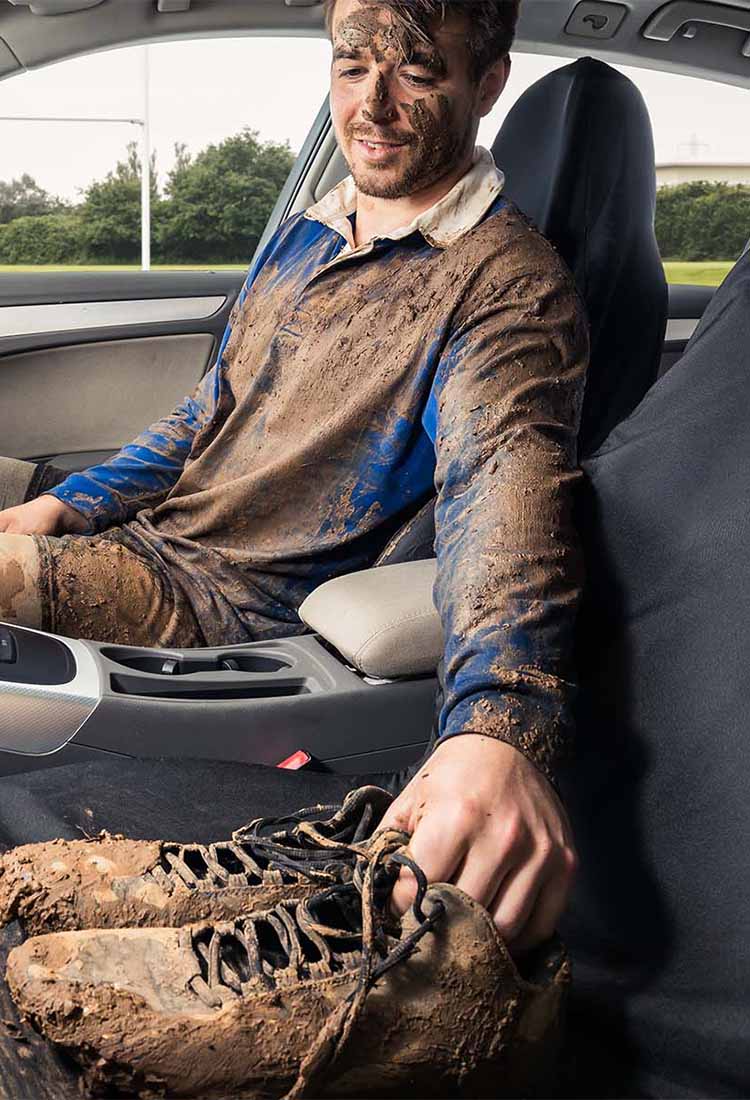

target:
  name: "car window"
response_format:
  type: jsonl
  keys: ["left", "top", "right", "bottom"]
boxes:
{"left": 0, "top": 37, "right": 331, "bottom": 274}
{"left": 479, "top": 54, "right": 750, "bottom": 287}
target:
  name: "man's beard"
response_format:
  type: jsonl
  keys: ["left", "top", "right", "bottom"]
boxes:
{"left": 347, "top": 95, "right": 471, "bottom": 200}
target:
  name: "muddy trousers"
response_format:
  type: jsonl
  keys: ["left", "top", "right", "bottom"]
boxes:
{"left": 0, "top": 457, "right": 204, "bottom": 646}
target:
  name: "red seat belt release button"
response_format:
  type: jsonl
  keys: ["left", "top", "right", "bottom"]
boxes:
{"left": 276, "top": 750, "right": 312, "bottom": 770}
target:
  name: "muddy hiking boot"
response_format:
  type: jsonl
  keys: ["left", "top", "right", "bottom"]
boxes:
{"left": 7, "top": 829, "right": 570, "bottom": 1100}
{"left": 0, "top": 786, "right": 392, "bottom": 936}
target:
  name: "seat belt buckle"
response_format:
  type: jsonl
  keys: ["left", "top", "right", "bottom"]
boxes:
{"left": 276, "top": 749, "right": 312, "bottom": 770}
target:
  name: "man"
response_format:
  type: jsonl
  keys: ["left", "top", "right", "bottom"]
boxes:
{"left": 0, "top": 0, "right": 586, "bottom": 951}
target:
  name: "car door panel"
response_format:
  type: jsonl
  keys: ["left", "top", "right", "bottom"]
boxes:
{"left": 0, "top": 270, "right": 245, "bottom": 466}
{"left": 0, "top": 334, "right": 215, "bottom": 464}
{"left": 660, "top": 284, "right": 716, "bottom": 377}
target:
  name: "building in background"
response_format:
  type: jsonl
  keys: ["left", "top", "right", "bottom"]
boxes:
{"left": 657, "top": 161, "right": 750, "bottom": 187}
{"left": 657, "top": 135, "right": 750, "bottom": 187}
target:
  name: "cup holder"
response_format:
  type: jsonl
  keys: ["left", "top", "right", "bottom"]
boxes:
{"left": 100, "top": 646, "right": 305, "bottom": 700}
{"left": 101, "top": 648, "right": 291, "bottom": 676}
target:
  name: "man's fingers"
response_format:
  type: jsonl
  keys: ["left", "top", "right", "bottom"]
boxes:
{"left": 390, "top": 810, "right": 468, "bottom": 915}
{"left": 0, "top": 513, "right": 24, "bottom": 535}
{"left": 377, "top": 794, "right": 413, "bottom": 835}
{"left": 490, "top": 842, "right": 576, "bottom": 948}
{"left": 489, "top": 858, "right": 549, "bottom": 945}
{"left": 510, "top": 848, "right": 578, "bottom": 953}
{"left": 510, "top": 877, "right": 570, "bottom": 955}
{"left": 452, "top": 839, "right": 515, "bottom": 913}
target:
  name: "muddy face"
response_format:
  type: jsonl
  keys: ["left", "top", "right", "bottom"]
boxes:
{"left": 330, "top": 0, "right": 480, "bottom": 199}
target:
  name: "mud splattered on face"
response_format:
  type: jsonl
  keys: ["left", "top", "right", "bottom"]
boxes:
{"left": 336, "top": 5, "right": 421, "bottom": 63}
{"left": 394, "top": 92, "right": 464, "bottom": 197}
{"left": 333, "top": 1, "right": 475, "bottom": 199}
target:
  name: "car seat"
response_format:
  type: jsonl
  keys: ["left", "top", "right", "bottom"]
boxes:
{"left": 557, "top": 241, "right": 750, "bottom": 1100}
{"left": 377, "top": 56, "right": 668, "bottom": 568}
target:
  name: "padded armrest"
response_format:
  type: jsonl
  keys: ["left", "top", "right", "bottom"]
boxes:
{"left": 298, "top": 560, "right": 442, "bottom": 679}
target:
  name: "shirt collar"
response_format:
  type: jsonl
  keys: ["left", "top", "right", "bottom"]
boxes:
{"left": 304, "top": 146, "right": 505, "bottom": 252}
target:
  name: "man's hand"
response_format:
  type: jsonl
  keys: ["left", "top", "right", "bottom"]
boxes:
{"left": 378, "top": 734, "right": 577, "bottom": 953}
{"left": 0, "top": 495, "right": 88, "bottom": 537}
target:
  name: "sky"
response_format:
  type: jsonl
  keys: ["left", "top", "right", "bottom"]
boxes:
{"left": 0, "top": 35, "right": 749, "bottom": 202}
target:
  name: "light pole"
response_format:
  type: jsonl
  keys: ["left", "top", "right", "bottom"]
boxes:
{"left": 141, "top": 45, "right": 151, "bottom": 271}
{"left": 0, "top": 47, "right": 153, "bottom": 271}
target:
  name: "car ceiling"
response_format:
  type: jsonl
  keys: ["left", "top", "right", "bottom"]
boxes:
{"left": 0, "top": 0, "right": 749, "bottom": 88}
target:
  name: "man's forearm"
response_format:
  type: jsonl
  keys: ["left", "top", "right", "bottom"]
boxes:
{"left": 429, "top": 245, "right": 589, "bottom": 781}
{"left": 434, "top": 437, "right": 583, "bottom": 781}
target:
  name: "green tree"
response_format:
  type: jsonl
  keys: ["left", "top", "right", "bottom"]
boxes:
{"left": 655, "top": 180, "right": 717, "bottom": 259}
{"left": 656, "top": 180, "right": 750, "bottom": 261}
{"left": 157, "top": 129, "right": 294, "bottom": 263}
{"left": 79, "top": 142, "right": 160, "bottom": 263}
{"left": 0, "top": 174, "right": 70, "bottom": 224}
{"left": 0, "top": 212, "right": 83, "bottom": 264}
{"left": 682, "top": 184, "right": 750, "bottom": 261}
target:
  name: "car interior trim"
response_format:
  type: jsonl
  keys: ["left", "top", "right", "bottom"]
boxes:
{"left": 643, "top": 1, "right": 750, "bottom": 58}
{"left": 299, "top": 560, "right": 443, "bottom": 680}
{"left": 0, "top": 334, "right": 214, "bottom": 461}
{"left": 0, "top": 625, "right": 101, "bottom": 755}
{"left": 3, "top": 1, "right": 750, "bottom": 93}
{"left": 0, "top": 296, "right": 227, "bottom": 338}
{"left": 665, "top": 318, "right": 700, "bottom": 341}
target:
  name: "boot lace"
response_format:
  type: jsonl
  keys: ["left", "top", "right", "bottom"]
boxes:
{"left": 185, "top": 830, "right": 445, "bottom": 1099}
{"left": 144, "top": 794, "right": 382, "bottom": 895}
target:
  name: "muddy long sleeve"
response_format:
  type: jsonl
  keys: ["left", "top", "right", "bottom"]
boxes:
{"left": 429, "top": 233, "right": 589, "bottom": 780}
{"left": 65, "top": 171, "right": 588, "bottom": 652}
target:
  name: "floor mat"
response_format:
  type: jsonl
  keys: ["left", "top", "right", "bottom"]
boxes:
{"left": 0, "top": 756, "right": 410, "bottom": 1099}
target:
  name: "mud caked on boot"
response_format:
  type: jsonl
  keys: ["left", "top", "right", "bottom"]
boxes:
{"left": 7, "top": 830, "right": 570, "bottom": 1100}
{"left": 0, "top": 786, "right": 392, "bottom": 936}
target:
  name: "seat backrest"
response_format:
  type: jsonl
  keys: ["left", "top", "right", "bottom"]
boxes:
{"left": 379, "top": 57, "right": 668, "bottom": 567}
{"left": 492, "top": 56, "right": 667, "bottom": 459}
{"left": 558, "top": 244, "right": 750, "bottom": 1100}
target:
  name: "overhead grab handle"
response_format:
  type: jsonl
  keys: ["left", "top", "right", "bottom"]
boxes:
{"left": 6, "top": 0, "right": 104, "bottom": 12}
{"left": 643, "top": 1, "right": 750, "bottom": 57}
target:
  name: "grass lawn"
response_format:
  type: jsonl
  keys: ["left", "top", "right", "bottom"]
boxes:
{"left": 0, "top": 261, "right": 736, "bottom": 285}
{"left": 0, "top": 264, "right": 248, "bottom": 273}
{"left": 662, "top": 262, "right": 734, "bottom": 286}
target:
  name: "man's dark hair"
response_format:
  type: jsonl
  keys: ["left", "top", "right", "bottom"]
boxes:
{"left": 323, "top": 1, "right": 521, "bottom": 79}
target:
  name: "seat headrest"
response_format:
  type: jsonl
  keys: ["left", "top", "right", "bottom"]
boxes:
{"left": 492, "top": 57, "right": 668, "bottom": 457}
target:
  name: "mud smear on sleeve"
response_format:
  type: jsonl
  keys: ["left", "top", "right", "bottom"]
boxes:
{"left": 431, "top": 211, "right": 589, "bottom": 778}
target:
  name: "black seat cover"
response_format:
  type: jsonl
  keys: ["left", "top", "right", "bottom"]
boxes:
{"left": 560, "top": 250, "right": 750, "bottom": 1097}
{"left": 492, "top": 56, "right": 667, "bottom": 458}
{"left": 379, "top": 57, "right": 667, "bottom": 566}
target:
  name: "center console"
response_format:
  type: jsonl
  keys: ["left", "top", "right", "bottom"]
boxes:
{"left": 0, "top": 622, "right": 436, "bottom": 777}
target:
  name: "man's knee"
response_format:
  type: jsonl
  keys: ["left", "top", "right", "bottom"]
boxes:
{"left": 0, "top": 533, "right": 43, "bottom": 628}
